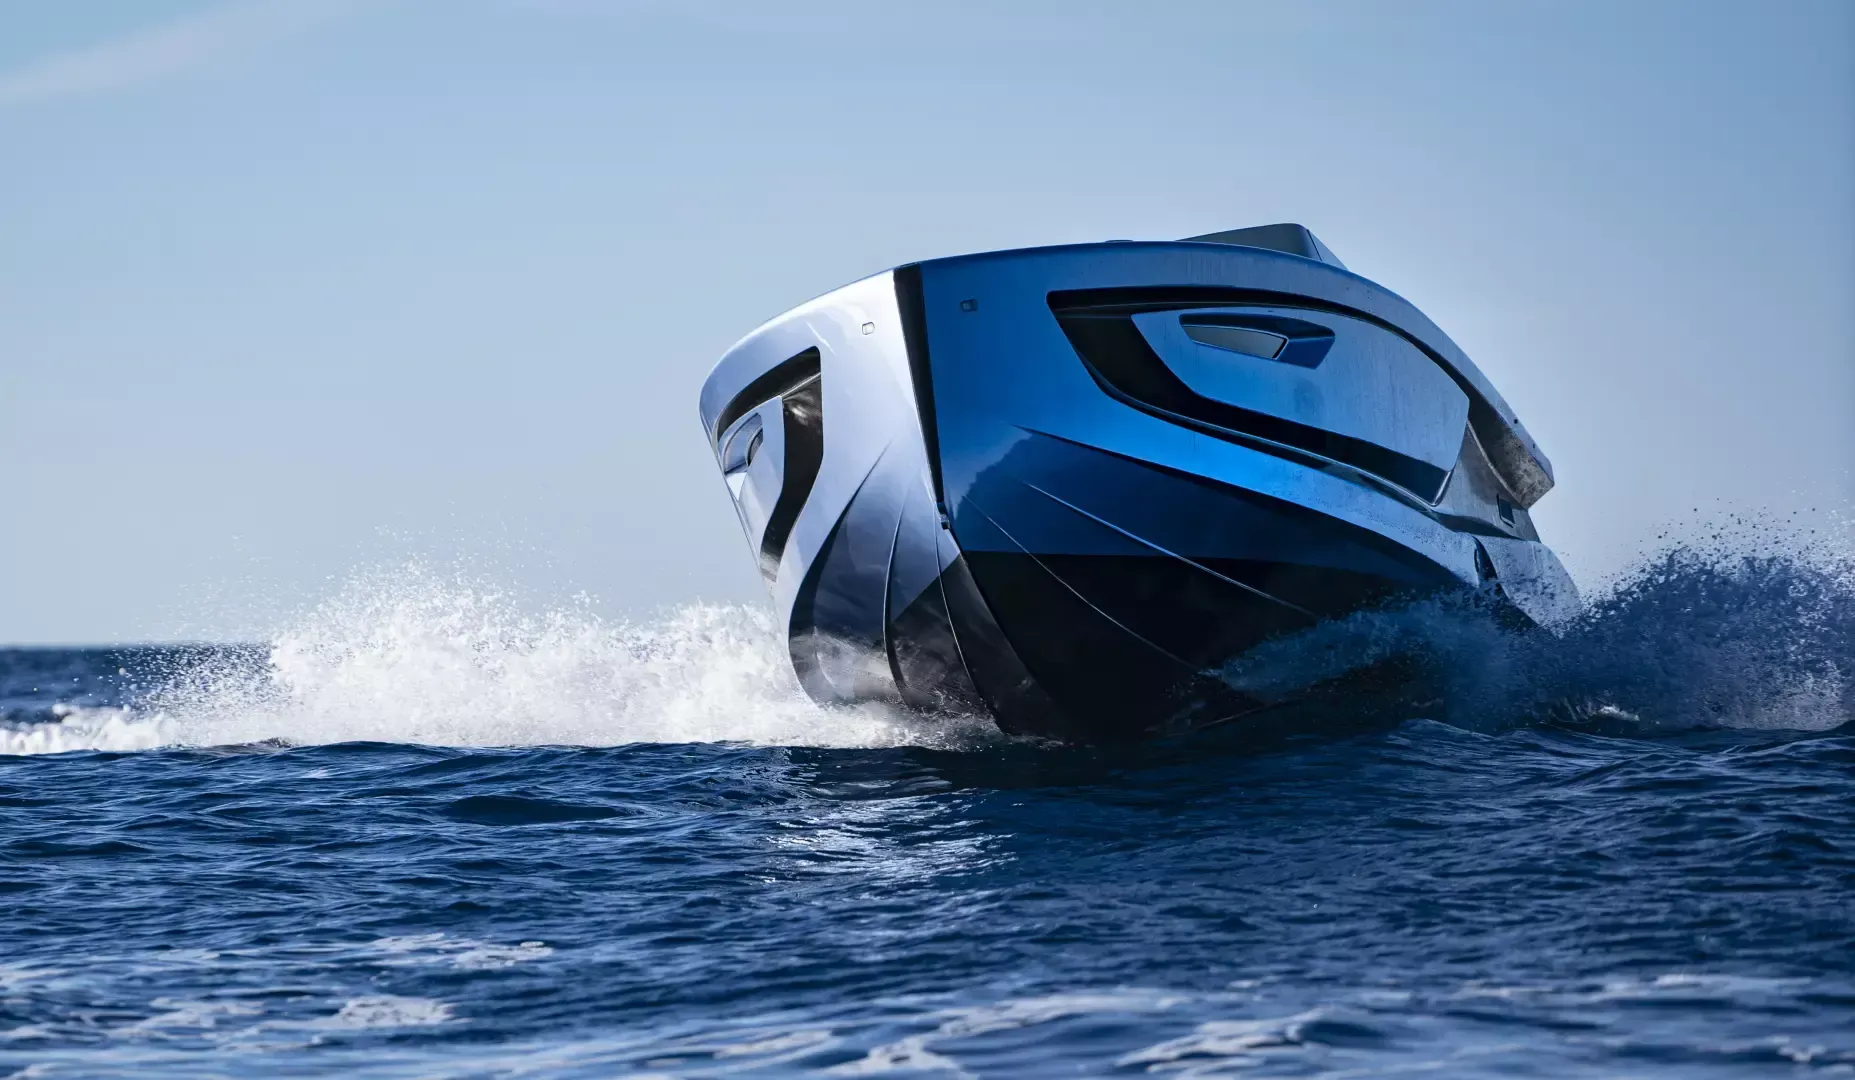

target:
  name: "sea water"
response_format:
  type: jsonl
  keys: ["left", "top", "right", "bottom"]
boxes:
{"left": 0, "top": 542, "right": 1850, "bottom": 1077}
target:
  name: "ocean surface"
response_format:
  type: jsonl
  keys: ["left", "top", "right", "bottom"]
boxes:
{"left": 1, "top": 547, "right": 1851, "bottom": 1078}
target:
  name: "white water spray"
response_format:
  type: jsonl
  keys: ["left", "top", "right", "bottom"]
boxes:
{"left": 1, "top": 563, "right": 991, "bottom": 755}
{"left": 5, "top": 519, "right": 1850, "bottom": 756}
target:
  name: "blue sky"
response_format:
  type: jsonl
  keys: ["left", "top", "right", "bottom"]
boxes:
{"left": 3, "top": 0, "right": 1851, "bottom": 644}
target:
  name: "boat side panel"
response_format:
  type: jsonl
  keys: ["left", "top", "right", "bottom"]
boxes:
{"left": 914, "top": 252, "right": 1487, "bottom": 589}
{"left": 701, "top": 272, "right": 1001, "bottom": 714}
{"left": 699, "top": 274, "right": 925, "bottom": 620}
{"left": 1130, "top": 305, "right": 1471, "bottom": 480}
{"left": 919, "top": 242, "right": 1553, "bottom": 506}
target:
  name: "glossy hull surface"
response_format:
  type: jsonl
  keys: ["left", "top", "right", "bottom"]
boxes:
{"left": 699, "top": 228, "right": 1575, "bottom": 742}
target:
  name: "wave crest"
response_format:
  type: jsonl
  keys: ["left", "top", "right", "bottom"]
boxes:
{"left": 6, "top": 525, "right": 1851, "bottom": 755}
{"left": 25, "top": 564, "right": 989, "bottom": 754}
{"left": 1217, "top": 539, "right": 1853, "bottom": 735}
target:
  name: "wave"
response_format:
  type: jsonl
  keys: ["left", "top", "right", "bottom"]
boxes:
{"left": 1, "top": 564, "right": 994, "bottom": 756}
{"left": 4, "top": 522, "right": 1850, "bottom": 756}
{"left": 1487, "top": 542, "right": 1852, "bottom": 732}
{"left": 1216, "top": 541, "right": 1853, "bottom": 736}
{"left": 0, "top": 703, "right": 175, "bottom": 755}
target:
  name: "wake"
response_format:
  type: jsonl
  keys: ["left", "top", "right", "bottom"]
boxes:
{"left": 4, "top": 525, "right": 1851, "bottom": 756}
{"left": 1218, "top": 544, "right": 1852, "bottom": 736}
{"left": 1, "top": 564, "right": 991, "bottom": 756}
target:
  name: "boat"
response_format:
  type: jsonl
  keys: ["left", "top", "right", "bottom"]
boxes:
{"left": 697, "top": 224, "right": 1578, "bottom": 742}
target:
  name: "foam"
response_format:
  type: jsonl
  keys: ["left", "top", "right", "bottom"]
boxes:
{"left": 320, "top": 996, "right": 454, "bottom": 1030}
{"left": 4, "top": 563, "right": 991, "bottom": 756}
{"left": 368, "top": 933, "right": 553, "bottom": 971}
{"left": 833, "top": 991, "right": 1189, "bottom": 1075}
{"left": 0, "top": 704, "right": 174, "bottom": 756}
{"left": 1217, "top": 525, "right": 1855, "bottom": 734}
{"left": 5, "top": 521, "right": 1850, "bottom": 756}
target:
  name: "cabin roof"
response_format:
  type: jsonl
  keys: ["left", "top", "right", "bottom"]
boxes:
{"left": 1180, "top": 223, "right": 1345, "bottom": 269}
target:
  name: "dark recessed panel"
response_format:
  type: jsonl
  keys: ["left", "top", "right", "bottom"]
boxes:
{"left": 1180, "top": 313, "right": 1335, "bottom": 368}
{"left": 1181, "top": 322, "right": 1287, "bottom": 360}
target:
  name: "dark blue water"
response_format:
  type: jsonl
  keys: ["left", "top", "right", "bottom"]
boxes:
{"left": 1, "top": 549, "right": 1851, "bottom": 1077}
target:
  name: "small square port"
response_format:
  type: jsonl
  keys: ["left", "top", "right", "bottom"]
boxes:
{"left": 1497, "top": 497, "right": 1515, "bottom": 526}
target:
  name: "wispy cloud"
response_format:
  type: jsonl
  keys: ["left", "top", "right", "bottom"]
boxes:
{"left": 0, "top": 0, "right": 355, "bottom": 107}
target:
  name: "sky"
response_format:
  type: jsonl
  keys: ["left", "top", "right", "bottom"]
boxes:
{"left": 2, "top": 0, "right": 1851, "bottom": 645}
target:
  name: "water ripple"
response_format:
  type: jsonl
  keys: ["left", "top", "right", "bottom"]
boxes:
{"left": 0, "top": 546, "right": 1850, "bottom": 1075}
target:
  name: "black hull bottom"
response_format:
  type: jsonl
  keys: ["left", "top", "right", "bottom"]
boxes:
{"left": 791, "top": 434, "right": 1490, "bottom": 744}
{"left": 926, "top": 551, "right": 1460, "bottom": 743}
{"left": 937, "top": 437, "right": 1471, "bottom": 742}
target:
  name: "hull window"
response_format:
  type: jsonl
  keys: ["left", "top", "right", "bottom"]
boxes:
{"left": 759, "top": 369, "right": 823, "bottom": 583}
{"left": 711, "top": 347, "right": 825, "bottom": 587}
{"left": 714, "top": 347, "right": 822, "bottom": 449}
{"left": 720, "top": 413, "right": 764, "bottom": 474}
{"left": 1180, "top": 314, "right": 1335, "bottom": 368}
{"left": 1051, "top": 306, "right": 1449, "bottom": 502}
{"left": 1182, "top": 322, "right": 1286, "bottom": 360}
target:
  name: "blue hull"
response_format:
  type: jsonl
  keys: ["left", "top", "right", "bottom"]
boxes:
{"left": 700, "top": 226, "right": 1575, "bottom": 742}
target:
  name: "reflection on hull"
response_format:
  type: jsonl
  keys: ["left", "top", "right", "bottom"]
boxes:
{"left": 698, "top": 224, "right": 1577, "bottom": 742}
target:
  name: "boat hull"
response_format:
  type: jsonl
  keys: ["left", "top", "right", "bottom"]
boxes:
{"left": 698, "top": 232, "right": 1576, "bottom": 742}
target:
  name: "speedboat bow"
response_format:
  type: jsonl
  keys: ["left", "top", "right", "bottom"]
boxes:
{"left": 698, "top": 224, "right": 1576, "bottom": 742}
